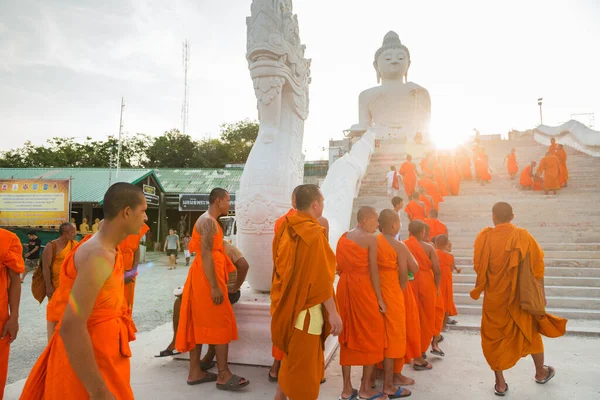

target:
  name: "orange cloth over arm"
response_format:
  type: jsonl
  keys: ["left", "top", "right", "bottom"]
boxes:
{"left": 555, "top": 148, "right": 568, "bottom": 186}
{"left": 470, "top": 224, "right": 567, "bottom": 371}
{"left": 402, "top": 281, "right": 421, "bottom": 363}
{"left": 436, "top": 250, "right": 457, "bottom": 316}
{"left": 119, "top": 223, "right": 150, "bottom": 315}
{"left": 520, "top": 165, "right": 533, "bottom": 187}
{"left": 418, "top": 179, "right": 444, "bottom": 209}
{"left": 271, "top": 212, "right": 336, "bottom": 400}
{"left": 21, "top": 242, "right": 136, "bottom": 400}
{"left": 336, "top": 234, "right": 385, "bottom": 366}
{"left": 404, "top": 200, "right": 426, "bottom": 221}
{"left": 403, "top": 236, "right": 436, "bottom": 353}
{"left": 418, "top": 195, "right": 433, "bottom": 215}
{"left": 424, "top": 218, "right": 448, "bottom": 240}
{"left": 0, "top": 229, "right": 25, "bottom": 396}
{"left": 175, "top": 224, "right": 237, "bottom": 352}
{"left": 399, "top": 162, "right": 417, "bottom": 196}
{"left": 506, "top": 154, "right": 518, "bottom": 175}
{"left": 537, "top": 156, "right": 561, "bottom": 191}
{"left": 376, "top": 235, "right": 406, "bottom": 362}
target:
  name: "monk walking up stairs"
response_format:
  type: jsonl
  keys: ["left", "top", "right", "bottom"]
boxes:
{"left": 423, "top": 210, "right": 447, "bottom": 240}
{"left": 434, "top": 235, "right": 459, "bottom": 333}
{"left": 470, "top": 202, "right": 567, "bottom": 397}
{"left": 21, "top": 183, "right": 148, "bottom": 399}
{"left": 271, "top": 184, "right": 342, "bottom": 400}
{"left": 336, "top": 206, "right": 388, "bottom": 400}
{"left": 405, "top": 192, "right": 426, "bottom": 222}
{"left": 537, "top": 152, "right": 561, "bottom": 195}
{"left": 398, "top": 155, "right": 418, "bottom": 198}
{"left": 504, "top": 148, "right": 519, "bottom": 180}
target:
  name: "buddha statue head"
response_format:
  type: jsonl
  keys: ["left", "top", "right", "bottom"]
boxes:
{"left": 82, "top": 218, "right": 88, "bottom": 224}
{"left": 373, "top": 31, "right": 411, "bottom": 83}
{"left": 95, "top": 218, "right": 100, "bottom": 224}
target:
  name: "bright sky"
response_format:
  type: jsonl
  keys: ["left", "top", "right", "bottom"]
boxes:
{"left": 1, "top": 0, "right": 599, "bottom": 158}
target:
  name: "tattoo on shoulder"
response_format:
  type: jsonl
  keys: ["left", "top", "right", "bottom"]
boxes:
{"left": 199, "top": 218, "right": 216, "bottom": 249}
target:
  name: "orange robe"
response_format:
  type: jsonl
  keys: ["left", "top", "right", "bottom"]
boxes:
{"left": 471, "top": 223, "right": 567, "bottom": 371}
{"left": 376, "top": 236, "right": 406, "bottom": 361}
{"left": 120, "top": 223, "right": 150, "bottom": 315}
{"left": 21, "top": 241, "right": 136, "bottom": 400}
{"left": 404, "top": 237, "right": 436, "bottom": 353}
{"left": 0, "top": 229, "right": 25, "bottom": 396}
{"left": 475, "top": 152, "right": 491, "bottom": 181}
{"left": 336, "top": 234, "right": 385, "bottom": 366}
{"left": 272, "top": 208, "right": 297, "bottom": 361}
{"left": 506, "top": 154, "right": 518, "bottom": 176}
{"left": 271, "top": 212, "right": 336, "bottom": 400}
{"left": 459, "top": 155, "right": 472, "bottom": 180}
{"left": 446, "top": 163, "right": 461, "bottom": 196}
{"left": 418, "top": 178, "right": 444, "bottom": 209}
{"left": 423, "top": 218, "right": 448, "bottom": 240}
{"left": 399, "top": 161, "right": 418, "bottom": 196}
{"left": 402, "top": 280, "right": 422, "bottom": 363}
{"left": 537, "top": 155, "right": 561, "bottom": 191}
{"left": 418, "top": 195, "right": 433, "bottom": 215}
{"left": 176, "top": 222, "right": 237, "bottom": 351}
{"left": 555, "top": 148, "right": 568, "bottom": 187}
{"left": 404, "top": 200, "right": 426, "bottom": 221}
{"left": 548, "top": 143, "right": 558, "bottom": 154}
{"left": 433, "top": 165, "right": 449, "bottom": 196}
{"left": 49, "top": 240, "right": 77, "bottom": 293}
{"left": 520, "top": 165, "right": 543, "bottom": 191}
{"left": 437, "top": 249, "right": 457, "bottom": 316}
{"left": 420, "top": 157, "right": 433, "bottom": 177}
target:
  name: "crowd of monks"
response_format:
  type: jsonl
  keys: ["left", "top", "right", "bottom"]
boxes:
{"left": 0, "top": 168, "right": 569, "bottom": 398}
{"left": 516, "top": 138, "right": 569, "bottom": 194}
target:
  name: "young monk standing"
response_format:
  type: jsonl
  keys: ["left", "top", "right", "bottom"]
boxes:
{"left": 21, "top": 183, "right": 147, "bottom": 399}
{"left": 120, "top": 222, "right": 150, "bottom": 316}
{"left": 504, "top": 149, "right": 519, "bottom": 179}
{"left": 377, "top": 209, "right": 418, "bottom": 397}
{"left": 336, "top": 206, "right": 387, "bottom": 400}
{"left": 537, "top": 152, "right": 561, "bottom": 195}
{"left": 423, "top": 210, "right": 448, "bottom": 240}
{"left": 555, "top": 144, "right": 568, "bottom": 188}
{"left": 434, "top": 235, "right": 459, "bottom": 332}
{"left": 404, "top": 220, "right": 442, "bottom": 368}
{"left": 405, "top": 192, "right": 426, "bottom": 222}
{"left": 418, "top": 188, "right": 434, "bottom": 216}
{"left": 175, "top": 188, "right": 249, "bottom": 390}
{"left": 398, "top": 155, "right": 418, "bottom": 197}
{"left": 0, "top": 228, "right": 24, "bottom": 399}
{"left": 271, "top": 184, "right": 342, "bottom": 400}
{"left": 471, "top": 202, "right": 567, "bottom": 396}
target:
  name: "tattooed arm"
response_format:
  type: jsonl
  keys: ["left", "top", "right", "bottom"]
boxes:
{"left": 198, "top": 217, "right": 223, "bottom": 305}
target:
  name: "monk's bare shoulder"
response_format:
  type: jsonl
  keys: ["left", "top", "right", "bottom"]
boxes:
{"left": 392, "top": 240, "right": 410, "bottom": 255}
{"left": 74, "top": 239, "right": 116, "bottom": 274}
{"left": 198, "top": 217, "right": 218, "bottom": 249}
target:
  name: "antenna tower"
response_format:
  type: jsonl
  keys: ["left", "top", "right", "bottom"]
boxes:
{"left": 181, "top": 40, "right": 190, "bottom": 134}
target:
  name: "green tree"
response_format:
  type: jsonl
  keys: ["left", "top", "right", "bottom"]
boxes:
{"left": 219, "top": 119, "right": 259, "bottom": 163}
{"left": 196, "top": 139, "right": 230, "bottom": 168}
{"left": 145, "top": 129, "right": 199, "bottom": 168}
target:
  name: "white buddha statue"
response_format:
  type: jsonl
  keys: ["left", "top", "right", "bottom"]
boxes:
{"left": 347, "top": 31, "right": 431, "bottom": 142}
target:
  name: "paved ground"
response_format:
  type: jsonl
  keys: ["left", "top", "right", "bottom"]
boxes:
{"left": 6, "top": 319, "right": 599, "bottom": 399}
{"left": 7, "top": 251, "right": 187, "bottom": 384}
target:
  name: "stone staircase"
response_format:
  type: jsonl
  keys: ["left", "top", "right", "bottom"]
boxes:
{"left": 352, "top": 137, "right": 600, "bottom": 332}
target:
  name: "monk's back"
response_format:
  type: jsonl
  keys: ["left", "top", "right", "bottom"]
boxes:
{"left": 485, "top": 224, "right": 520, "bottom": 300}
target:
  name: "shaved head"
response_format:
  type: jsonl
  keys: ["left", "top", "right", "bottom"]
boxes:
{"left": 378, "top": 209, "right": 399, "bottom": 232}
{"left": 103, "top": 183, "right": 145, "bottom": 220}
{"left": 428, "top": 209, "right": 438, "bottom": 218}
{"left": 357, "top": 206, "right": 378, "bottom": 223}
{"left": 295, "top": 184, "right": 322, "bottom": 211}
{"left": 408, "top": 220, "right": 426, "bottom": 237}
{"left": 546, "top": 152, "right": 553, "bottom": 156}
{"left": 492, "top": 202, "right": 514, "bottom": 224}
{"left": 406, "top": 154, "right": 412, "bottom": 161}
{"left": 209, "top": 188, "right": 229, "bottom": 204}
{"left": 412, "top": 192, "right": 420, "bottom": 200}
{"left": 435, "top": 234, "right": 449, "bottom": 248}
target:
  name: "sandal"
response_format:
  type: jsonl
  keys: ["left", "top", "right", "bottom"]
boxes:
{"left": 268, "top": 371, "right": 278, "bottom": 382}
{"left": 437, "top": 334, "right": 444, "bottom": 343}
{"left": 413, "top": 361, "right": 432, "bottom": 371}
{"left": 200, "top": 360, "right": 216, "bottom": 371}
{"left": 430, "top": 348, "right": 445, "bottom": 357}
{"left": 216, "top": 374, "right": 250, "bottom": 391}
{"left": 388, "top": 386, "right": 411, "bottom": 398}
{"left": 187, "top": 371, "right": 217, "bottom": 385}
{"left": 155, "top": 348, "right": 181, "bottom": 358}
{"left": 339, "top": 389, "right": 359, "bottom": 400}
{"left": 359, "top": 393, "right": 386, "bottom": 400}
{"left": 494, "top": 383, "right": 508, "bottom": 396}
{"left": 535, "top": 365, "right": 555, "bottom": 384}
{"left": 447, "top": 319, "right": 458, "bottom": 325}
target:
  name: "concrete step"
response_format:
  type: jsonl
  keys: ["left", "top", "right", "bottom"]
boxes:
{"left": 451, "top": 249, "right": 600, "bottom": 259}
{"left": 448, "top": 243, "right": 600, "bottom": 251}
{"left": 456, "top": 304, "right": 600, "bottom": 321}
{"left": 453, "top": 282, "right": 600, "bottom": 297}
{"left": 458, "top": 265, "right": 600, "bottom": 277}
{"left": 454, "top": 256, "right": 599, "bottom": 268}
{"left": 453, "top": 273, "right": 600, "bottom": 287}
{"left": 454, "top": 292, "right": 600, "bottom": 310}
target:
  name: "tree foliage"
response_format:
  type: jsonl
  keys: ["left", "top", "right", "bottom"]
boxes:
{"left": 0, "top": 120, "right": 259, "bottom": 169}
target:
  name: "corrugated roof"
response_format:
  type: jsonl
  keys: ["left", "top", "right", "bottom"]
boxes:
{"left": 0, "top": 168, "right": 162, "bottom": 203}
{"left": 155, "top": 168, "right": 243, "bottom": 194}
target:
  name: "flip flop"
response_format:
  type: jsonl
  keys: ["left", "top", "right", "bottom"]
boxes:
{"left": 339, "top": 389, "right": 359, "bottom": 400}
{"left": 321, "top": 377, "right": 327, "bottom": 384}
{"left": 447, "top": 319, "right": 458, "bottom": 325}
{"left": 413, "top": 361, "right": 432, "bottom": 371}
{"left": 430, "top": 348, "right": 445, "bottom": 357}
{"left": 155, "top": 349, "right": 181, "bottom": 358}
{"left": 388, "top": 386, "right": 411, "bottom": 398}
{"left": 437, "top": 334, "right": 444, "bottom": 343}
{"left": 200, "top": 360, "right": 216, "bottom": 371}
{"left": 187, "top": 371, "right": 217, "bottom": 385}
{"left": 358, "top": 393, "right": 386, "bottom": 400}
{"left": 216, "top": 374, "right": 250, "bottom": 391}
{"left": 268, "top": 371, "right": 278, "bottom": 382}
{"left": 535, "top": 366, "right": 555, "bottom": 384}
{"left": 494, "top": 383, "right": 508, "bottom": 396}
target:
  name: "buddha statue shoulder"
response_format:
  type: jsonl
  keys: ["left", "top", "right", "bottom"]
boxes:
{"left": 346, "top": 31, "right": 431, "bottom": 142}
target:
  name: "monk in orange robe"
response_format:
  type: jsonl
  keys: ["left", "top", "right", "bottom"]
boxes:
{"left": 120, "top": 223, "right": 150, "bottom": 316}
{"left": 336, "top": 207, "right": 388, "bottom": 400}
{"left": 474, "top": 148, "right": 491, "bottom": 183}
{"left": 459, "top": 151, "right": 473, "bottom": 180}
{"left": 42, "top": 222, "right": 77, "bottom": 341}
{"left": 405, "top": 192, "right": 426, "bottom": 221}
{"left": 420, "top": 153, "right": 434, "bottom": 177}
{"left": 520, "top": 161, "right": 543, "bottom": 191}
{"left": 21, "top": 183, "right": 148, "bottom": 400}
{"left": 471, "top": 202, "right": 567, "bottom": 396}
{"left": 418, "top": 188, "right": 434, "bottom": 215}
{"left": 404, "top": 220, "right": 442, "bottom": 368}
{"left": 399, "top": 154, "right": 418, "bottom": 197}
{"left": 433, "top": 164, "right": 449, "bottom": 196}
{"left": 434, "top": 235, "right": 458, "bottom": 333}
{"left": 0, "top": 229, "right": 24, "bottom": 398}
{"left": 555, "top": 144, "right": 568, "bottom": 187}
{"left": 272, "top": 184, "right": 342, "bottom": 400}
{"left": 504, "top": 148, "right": 519, "bottom": 179}
{"left": 537, "top": 152, "right": 561, "bottom": 194}
{"left": 424, "top": 209, "right": 448, "bottom": 240}
{"left": 446, "top": 160, "right": 461, "bottom": 196}
{"left": 176, "top": 188, "right": 249, "bottom": 390}
{"left": 417, "top": 178, "right": 444, "bottom": 209}
{"left": 548, "top": 138, "right": 558, "bottom": 154}
{"left": 377, "top": 210, "right": 419, "bottom": 393}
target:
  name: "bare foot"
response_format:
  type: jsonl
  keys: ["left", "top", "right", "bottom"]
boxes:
{"left": 359, "top": 386, "right": 385, "bottom": 399}
{"left": 393, "top": 373, "right": 415, "bottom": 386}
{"left": 535, "top": 365, "right": 553, "bottom": 382}
{"left": 383, "top": 383, "right": 411, "bottom": 398}
{"left": 340, "top": 388, "right": 357, "bottom": 400}
{"left": 187, "top": 369, "right": 209, "bottom": 384}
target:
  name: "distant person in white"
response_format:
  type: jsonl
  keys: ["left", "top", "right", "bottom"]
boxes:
{"left": 384, "top": 165, "right": 399, "bottom": 197}
{"left": 391, "top": 196, "right": 404, "bottom": 240}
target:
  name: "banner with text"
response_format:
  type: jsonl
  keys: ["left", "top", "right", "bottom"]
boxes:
{"left": 0, "top": 179, "right": 70, "bottom": 227}
{"left": 179, "top": 193, "right": 236, "bottom": 212}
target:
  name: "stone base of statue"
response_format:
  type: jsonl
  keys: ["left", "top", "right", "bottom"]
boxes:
{"left": 176, "top": 286, "right": 339, "bottom": 367}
